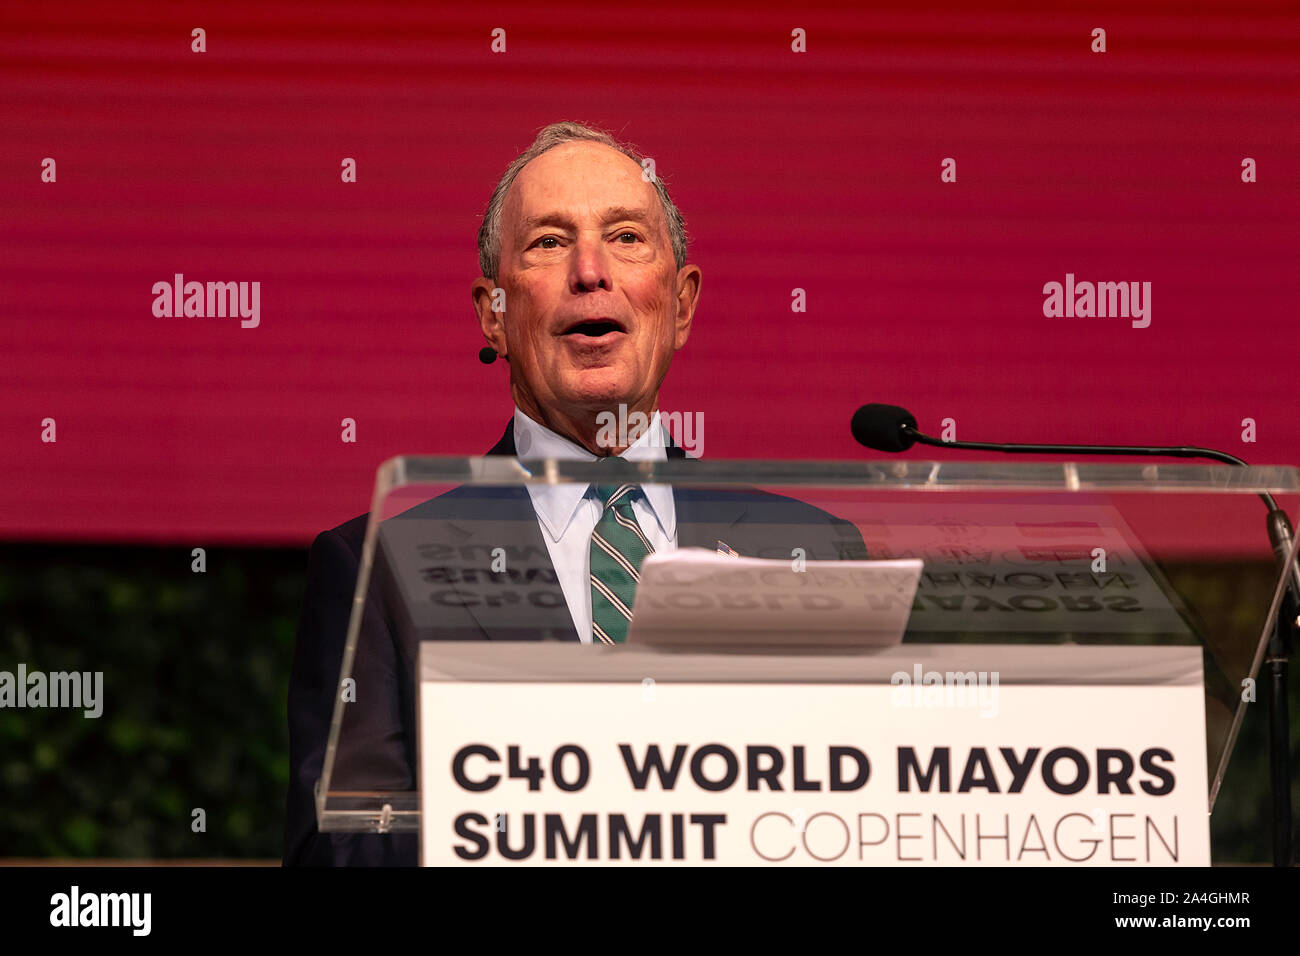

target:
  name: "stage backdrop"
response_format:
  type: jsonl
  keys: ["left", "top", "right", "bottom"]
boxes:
{"left": 2, "top": 1, "right": 1297, "bottom": 545}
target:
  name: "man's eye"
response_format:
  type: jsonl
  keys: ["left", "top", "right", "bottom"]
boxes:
{"left": 616, "top": 232, "right": 639, "bottom": 243}
{"left": 536, "top": 237, "right": 560, "bottom": 249}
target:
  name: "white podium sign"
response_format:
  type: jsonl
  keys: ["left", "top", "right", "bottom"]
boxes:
{"left": 418, "top": 643, "right": 1209, "bottom": 866}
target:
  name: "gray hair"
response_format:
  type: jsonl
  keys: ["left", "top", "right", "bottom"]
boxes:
{"left": 477, "top": 121, "right": 688, "bottom": 280}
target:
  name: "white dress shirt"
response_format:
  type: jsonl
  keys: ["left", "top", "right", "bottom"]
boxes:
{"left": 513, "top": 406, "right": 677, "bottom": 643}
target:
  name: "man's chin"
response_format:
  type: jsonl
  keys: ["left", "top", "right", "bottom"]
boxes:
{"left": 558, "top": 372, "right": 641, "bottom": 411}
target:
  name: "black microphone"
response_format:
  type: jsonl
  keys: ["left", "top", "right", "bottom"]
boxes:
{"left": 851, "top": 404, "right": 919, "bottom": 452}
{"left": 852, "top": 398, "right": 1300, "bottom": 590}
{"left": 851, "top": 401, "right": 1251, "bottom": 465}
{"left": 851, "top": 401, "right": 1296, "bottom": 554}
{"left": 478, "top": 346, "right": 498, "bottom": 364}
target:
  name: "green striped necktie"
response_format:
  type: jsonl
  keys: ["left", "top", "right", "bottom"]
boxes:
{"left": 588, "top": 478, "right": 654, "bottom": 645}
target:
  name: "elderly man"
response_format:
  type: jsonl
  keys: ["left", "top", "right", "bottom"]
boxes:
{"left": 472, "top": 121, "right": 698, "bottom": 458}
{"left": 284, "top": 122, "right": 865, "bottom": 865}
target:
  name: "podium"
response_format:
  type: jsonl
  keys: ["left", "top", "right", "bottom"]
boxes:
{"left": 314, "top": 456, "right": 1300, "bottom": 865}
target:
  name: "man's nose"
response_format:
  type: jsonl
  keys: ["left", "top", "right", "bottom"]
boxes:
{"left": 569, "top": 236, "right": 612, "bottom": 293}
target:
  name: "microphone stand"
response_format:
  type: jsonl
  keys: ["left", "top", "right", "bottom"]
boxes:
{"left": 898, "top": 425, "right": 1299, "bottom": 867}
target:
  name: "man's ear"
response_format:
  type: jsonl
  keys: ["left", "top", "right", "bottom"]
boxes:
{"left": 472, "top": 277, "right": 507, "bottom": 356}
{"left": 673, "top": 265, "right": 702, "bottom": 351}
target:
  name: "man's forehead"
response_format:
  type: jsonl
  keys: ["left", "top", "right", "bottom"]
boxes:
{"left": 505, "top": 141, "right": 661, "bottom": 227}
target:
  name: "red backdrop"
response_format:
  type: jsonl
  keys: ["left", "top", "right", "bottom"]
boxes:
{"left": 2, "top": 1, "right": 1297, "bottom": 545}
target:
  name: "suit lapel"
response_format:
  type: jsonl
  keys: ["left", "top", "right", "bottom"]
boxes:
{"left": 442, "top": 485, "right": 581, "bottom": 643}
{"left": 486, "top": 419, "right": 516, "bottom": 457}
{"left": 674, "top": 490, "right": 750, "bottom": 552}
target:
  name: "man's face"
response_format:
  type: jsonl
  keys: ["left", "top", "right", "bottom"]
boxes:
{"left": 474, "top": 141, "right": 700, "bottom": 441}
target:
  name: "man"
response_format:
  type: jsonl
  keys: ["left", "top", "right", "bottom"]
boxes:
{"left": 284, "top": 122, "right": 865, "bottom": 865}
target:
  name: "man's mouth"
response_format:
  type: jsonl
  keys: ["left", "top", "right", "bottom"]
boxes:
{"left": 560, "top": 318, "right": 626, "bottom": 338}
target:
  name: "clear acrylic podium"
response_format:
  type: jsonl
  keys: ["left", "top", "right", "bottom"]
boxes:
{"left": 315, "top": 456, "right": 1300, "bottom": 843}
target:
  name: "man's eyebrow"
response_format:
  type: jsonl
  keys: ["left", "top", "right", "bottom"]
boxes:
{"left": 517, "top": 212, "right": 573, "bottom": 233}
{"left": 599, "top": 206, "right": 655, "bottom": 226}
{"left": 518, "top": 206, "right": 656, "bottom": 233}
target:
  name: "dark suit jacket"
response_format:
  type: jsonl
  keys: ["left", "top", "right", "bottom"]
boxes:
{"left": 284, "top": 422, "right": 866, "bottom": 866}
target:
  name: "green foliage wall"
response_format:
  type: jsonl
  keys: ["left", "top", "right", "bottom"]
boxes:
{"left": 0, "top": 544, "right": 302, "bottom": 858}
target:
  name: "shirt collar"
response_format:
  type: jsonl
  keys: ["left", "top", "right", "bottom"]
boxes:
{"left": 513, "top": 406, "right": 675, "bottom": 542}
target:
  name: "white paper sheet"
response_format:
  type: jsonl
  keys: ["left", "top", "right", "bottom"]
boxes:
{"left": 627, "top": 548, "right": 923, "bottom": 646}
